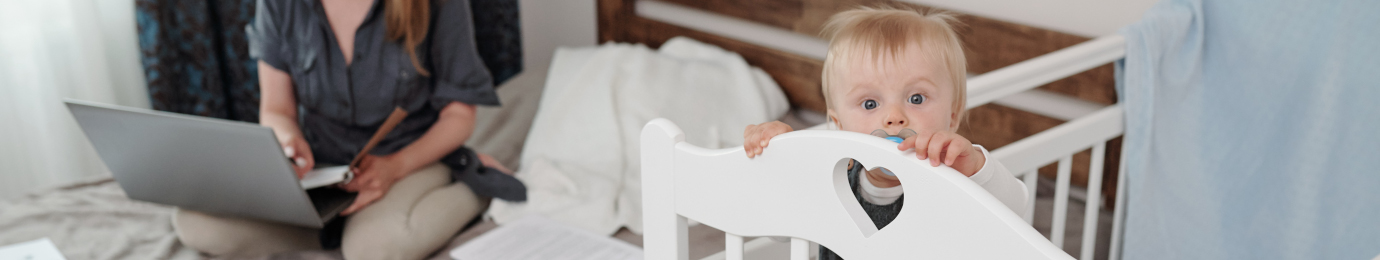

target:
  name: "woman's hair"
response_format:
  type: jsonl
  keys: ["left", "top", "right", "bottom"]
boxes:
{"left": 386, "top": 0, "right": 431, "bottom": 76}
{"left": 819, "top": 5, "right": 968, "bottom": 119}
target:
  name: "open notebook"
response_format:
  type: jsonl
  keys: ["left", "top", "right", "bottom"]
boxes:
{"left": 300, "top": 166, "right": 351, "bottom": 189}
{"left": 297, "top": 107, "right": 407, "bottom": 189}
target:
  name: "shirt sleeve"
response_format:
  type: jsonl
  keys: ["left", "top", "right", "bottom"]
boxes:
{"left": 428, "top": 0, "right": 500, "bottom": 109}
{"left": 967, "top": 144, "right": 1030, "bottom": 214}
{"left": 246, "top": 0, "right": 291, "bottom": 71}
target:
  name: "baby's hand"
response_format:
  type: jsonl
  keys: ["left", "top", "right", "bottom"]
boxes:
{"left": 898, "top": 131, "right": 985, "bottom": 176}
{"left": 743, "top": 121, "right": 793, "bottom": 158}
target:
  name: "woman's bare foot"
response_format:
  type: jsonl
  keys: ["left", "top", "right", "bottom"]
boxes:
{"left": 477, "top": 153, "right": 513, "bottom": 175}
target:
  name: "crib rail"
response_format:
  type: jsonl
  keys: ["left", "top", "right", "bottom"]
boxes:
{"left": 635, "top": 1, "right": 1130, "bottom": 258}
{"left": 965, "top": 35, "right": 1126, "bottom": 109}
{"left": 977, "top": 35, "right": 1127, "bottom": 260}
{"left": 708, "top": 41, "right": 1127, "bottom": 259}
{"left": 991, "top": 104, "right": 1122, "bottom": 260}
{"left": 704, "top": 40, "right": 1128, "bottom": 260}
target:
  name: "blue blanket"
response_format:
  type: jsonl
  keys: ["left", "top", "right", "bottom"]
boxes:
{"left": 1116, "top": 0, "right": 1380, "bottom": 259}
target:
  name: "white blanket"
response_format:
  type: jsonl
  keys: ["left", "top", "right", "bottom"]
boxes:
{"left": 487, "top": 37, "right": 790, "bottom": 235}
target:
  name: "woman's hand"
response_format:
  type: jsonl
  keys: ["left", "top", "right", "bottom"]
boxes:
{"left": 340, "top": 154, "right": 407, "bottom": 215}
{"left": 743, "top": 121, "right": 793, "bottom": 158}
{"left": 898, "top": 131, "right": 985, "bottom": 177}
{"left": 259, "top": 60, "right": 314, "bottom": 179}
{"left": 279, "top": 134, "right": 315, "bottom": 179}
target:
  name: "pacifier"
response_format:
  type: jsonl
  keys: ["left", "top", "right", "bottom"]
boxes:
{"left": 869, "top": 129, "right": 916, "bottom": 176}
{"left": 870, "top": 128, "right": 917, "bottom": 144}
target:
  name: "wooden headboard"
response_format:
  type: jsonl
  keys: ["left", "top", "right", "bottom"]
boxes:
{"left": 598, "top": 0, "right": 1121, "bottom": 204}
{"left": 599, "top": 0, "right": 830, "bottom": 112}
{"left": 596, "top": 0, "right": 1117, "bottom": 112}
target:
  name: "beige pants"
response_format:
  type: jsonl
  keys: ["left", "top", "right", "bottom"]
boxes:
{"left": 173, "top": 163, "right": 485, "bottom": 260}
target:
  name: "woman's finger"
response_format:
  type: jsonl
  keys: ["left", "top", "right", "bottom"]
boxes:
{"left": 342, "top": 168, "right": 369, "bottom": 191}
{"left": 299, "top": 145, "right": 315, "bottom": 170}
{"left": 341, "top": 189, "right": 382, "bottom": 215}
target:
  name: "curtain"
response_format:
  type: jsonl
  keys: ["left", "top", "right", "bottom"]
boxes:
{"left": 135, "top": 0, "right": 524, "bottom": 123}
{"left": 136, "top": 0, "right": 261, "bottom": 122}
{"left": 0, "top": 0, "right": 149, "bottom": 199}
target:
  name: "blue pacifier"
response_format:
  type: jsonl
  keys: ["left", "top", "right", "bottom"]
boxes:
{"left": 868, "top": 129, "right": 917, "bottom": 176}
{"left": 870, "top": 128, "right": 917, "bottom": 144}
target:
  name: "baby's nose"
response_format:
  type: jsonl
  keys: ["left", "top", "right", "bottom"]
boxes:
{"left": 886, "top": 118, "right": 906, "bottom": 126}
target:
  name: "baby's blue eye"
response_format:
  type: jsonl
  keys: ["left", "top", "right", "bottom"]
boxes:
{"left": 909, "top": 94, "right": 925, "bottom": 105}
{"left": 862, "top": 100, "right": 878, "bottom": 110}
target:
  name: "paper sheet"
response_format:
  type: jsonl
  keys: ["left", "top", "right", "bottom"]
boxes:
{"left": 0, "top": 238, "right": 67, "bottom": 260}
{"left": 300, "top": 165, "right": 350, "bottom": 189}
{"left": 450, "top": 216, "right": 642, "bottom": 260}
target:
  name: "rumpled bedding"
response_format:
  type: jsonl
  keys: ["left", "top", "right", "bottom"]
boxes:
{"left": 486, "top": 37, "right": 790, "bottom": 236}
{"left": 0, "top": 176, "right": 200, "bottom": 259}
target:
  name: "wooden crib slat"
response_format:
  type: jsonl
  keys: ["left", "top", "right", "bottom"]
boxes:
{"left": 1024, "top": 169, "right": 1040, "bottom": 224}
{"left": 1051, "top": 155, "right": 1073, "bottom": 248}
{"left": 725, "top": 233, "right": 744, "bottom": 260}
{"left": 1080, "top": 143, "right": 1106, "bottom": 259}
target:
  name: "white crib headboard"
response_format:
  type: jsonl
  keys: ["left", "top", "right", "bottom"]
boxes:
{"left": 641, "top": 119, "right": 1072, "bottom": 259}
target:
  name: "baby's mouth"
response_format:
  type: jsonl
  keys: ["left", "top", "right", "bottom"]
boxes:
{"left": 870, "top": 128, "right": 917, "bottom": 143}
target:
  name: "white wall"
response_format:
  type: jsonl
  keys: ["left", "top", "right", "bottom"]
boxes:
{"left": 0, "top": 0, "right": 149, "bottom": 199}
{"left": 501, "top": 0, "right": 598, "bottom": 91}
{"left": 904, "top": 0, "right": 1160, "bottom": 37}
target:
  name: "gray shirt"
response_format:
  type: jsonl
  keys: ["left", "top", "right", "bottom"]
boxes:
{"left": 247, "top": 0, "right": 525, "bottom": 201}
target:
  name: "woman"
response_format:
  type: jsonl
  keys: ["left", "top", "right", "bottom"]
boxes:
{"left": 171, "top": 0, "right": 524, "bottom": 258}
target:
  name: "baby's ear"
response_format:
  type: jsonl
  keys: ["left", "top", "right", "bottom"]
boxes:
{"left": 826, "top": 110, "right": 840, "bottom": 130}
{"left": 948, "top": 109, "right": 962, "bottom": 131}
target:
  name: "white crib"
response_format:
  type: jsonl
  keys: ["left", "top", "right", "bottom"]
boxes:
{"left": 639, "top": 32, "right": 1129, "bottom": 259}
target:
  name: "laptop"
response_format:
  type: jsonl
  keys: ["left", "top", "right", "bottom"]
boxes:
{"left": 65, "top": 99, "right": 353, "bottom": 228}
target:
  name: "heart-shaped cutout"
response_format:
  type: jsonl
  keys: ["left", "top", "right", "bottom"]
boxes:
{"left": 830, "top": 157, "right": 908, "bottom": 239}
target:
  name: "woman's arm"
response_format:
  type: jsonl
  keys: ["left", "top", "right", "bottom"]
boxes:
{"left": 390, "top": 101, "right": 477, "bottom": 174}
{"left": 341, "top": 101, "right": 475, "bottom": 214}
{"left": 259, "top": 61, "right": 315, "bottom": 177}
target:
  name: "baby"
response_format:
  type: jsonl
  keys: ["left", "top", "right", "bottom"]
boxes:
{"left": 743, "top": 7, "right": 1028, "bottom": 259}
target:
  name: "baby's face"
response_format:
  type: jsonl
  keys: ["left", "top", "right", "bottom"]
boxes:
{"left": 827, "top": 44, "right": 958, "bottom": 138}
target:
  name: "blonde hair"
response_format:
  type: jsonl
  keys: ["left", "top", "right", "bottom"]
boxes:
{"left": 820, "top": 6, "right": 968, "bottom": 119}
{"left": 386, "top": 0, "right": 431, "bottom": 76}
